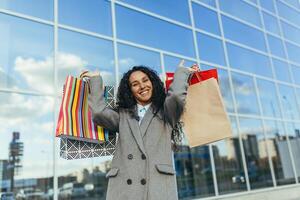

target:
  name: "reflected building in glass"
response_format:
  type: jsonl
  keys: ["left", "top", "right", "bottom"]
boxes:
{"left": 1, "top": 0, "right": 300, "bottom": 199}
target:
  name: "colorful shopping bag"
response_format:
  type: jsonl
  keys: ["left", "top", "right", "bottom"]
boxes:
{"left": 165, "top": 69, "right": 218, "bottom": 90}
{"left": 56, "top": 75, "right": 113, "bottom": 143}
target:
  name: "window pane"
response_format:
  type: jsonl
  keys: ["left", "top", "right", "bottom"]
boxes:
{"left": 267, "top": 35, "right": 285, "bottom": 58}
{"left": 286, "top": 42, "right": 300, "bottom": 64}
{"left": 118, "top": 43, "right": 161, "bottom": 77}
{"left": 231, "top": 73, "right": 260, "bottom": 115}
{"left": 238, "top": 117, "right": 273, "bottom": 189}
{"left": 213, "top": 116, "right": 247, "bottom": 194}
{"left": 278, "top": 84, "right": 300, "bottom": 120}
{"left": 197, "top": 33, "right": 225, "bottom": 66}
{"left": 0, "top": 92, "right": 54, "bottom": 199}
{"left": 283, "top": 0, "right": 300, "bottom": 8}
{"left": 193, "top": 3, "right": 220, "bottom": 35}
{"left": 260, "top": 0, "right": 276, "bottom": 13}
{"left": 0, "top": 13, "right": 54, "bottom": 93}
{"left": 116, "top": 5, "right": 195, "bottom": 58}
{"left": 58, "top": 29, "right": 115, "bottom": 91}
{"left": 0, "top": 0, "right": 53, "bottom": 20}
{"left": 262, "top": 12, "right": 280, "bottom": 35}
{"left": 174, "top": 145, "right": 215, "bottom": 199}
{"left": 264, "top": 120, "right": 296, "bottom": 185}
{"left": 277, "top": 1, "right": 300, "bottom": 26}
{"left": 119, "top": 0, "right": 190, "bottom": 24}
{"left": 272, "top": 59, "right": 291, "bottom": 83}
{"left": 281, "top": 21, "right": 300, "bottom": 45}
{"left": 227, "top": 43, "right": 273, "bottom": 78}
{"left": 59, "top": 0, "right": 112, "bottom": 36}
{"left": 222, "top": 15, "right": 266, "bottom": 52}
{"left": 291, "top": 65, "right": 300, "bottom": 85}
{"left": 219, "top": 0, "right": 261, "bottom": 27}
{"left": 164, "top": 55, "right": 195, "bottom": 72}
{"left": 256, "top": 79, "right": 281, "bottom": 118}
{"left": 284, "top": 122, "right": 300, "bottom": 179}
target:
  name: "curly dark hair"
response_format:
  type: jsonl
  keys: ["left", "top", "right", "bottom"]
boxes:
{"left": 117, "top": 66, "right": 183, "bottom": 151}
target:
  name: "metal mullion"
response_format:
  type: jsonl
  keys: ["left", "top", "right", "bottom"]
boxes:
{"left": 278, "top": 0, "right": 300, "bottom": 12}
{"left": 273, "top": 0, "right": 299, "bottom": 184}
{"left": 192, "top": 0, "right": 217, "bottom": 11}
{"left": 111, "top": 0, "right": 119, "bottom": 90}
{"left": 53, "top": 0, "right": 58, "bottom": 199}
{"left": 216, "top": 0, "right": 251, "bottom": 192}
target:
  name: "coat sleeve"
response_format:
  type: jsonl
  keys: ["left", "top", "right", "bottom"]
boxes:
{"left": 88, "top": 75, "right": 119, "bottom": 132}
{"left": 164, "top": 67, "right": 191, "bottom": 128}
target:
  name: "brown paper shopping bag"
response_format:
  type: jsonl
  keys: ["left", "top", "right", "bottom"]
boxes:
{"left": 181, "top": 77, "right": 232, "bottom": 147}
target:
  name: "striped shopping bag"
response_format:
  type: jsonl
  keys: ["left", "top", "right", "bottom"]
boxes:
{"left": 56, "top": 75, "right": 113, "bottom": 143}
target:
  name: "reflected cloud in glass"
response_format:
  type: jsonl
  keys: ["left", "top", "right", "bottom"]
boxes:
{"left": 278, "top": 84, "right": 300, "bottom": 120}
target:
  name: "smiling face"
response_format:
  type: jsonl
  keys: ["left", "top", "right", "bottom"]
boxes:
{"left": 129, "top": 70, "right": 153, "bottom": 106}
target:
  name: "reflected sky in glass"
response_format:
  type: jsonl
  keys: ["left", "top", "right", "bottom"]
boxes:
{"left": 231, "top": 72, "right": 260, "bottom": 115}
{"left": 59, "top": 0, "right": 112, "bottom": 36}
{"left": 284, "top": 0, "right": 300, "bottom": 8}
{"left": 193, "top": 3, "right": 220, "bottom": 35}
{"left": 120, "top": 0, "right": 190, "bottom": 25}
{"left": 291, "top": 65, "right": 300, "bottom": 85}
{"left": 219, "top": 0, "right": 261, "bottom": 27}
{"left": 222, "top": 15, "right": 266, "bottom": 52}
{"left": 116, "top": 5, "right": 195, "bottom": 58}
{"left": 267, "top": 35, "right": 285, "bottom": 59}
{"left": 281, "top": 21, "right": 300, "bottom": 45}
{"left": 197, "top": 33, "right": 225, "bottom": 66}
{"left": 0, "top": 92, "right": 54, "bottom": 179}
{"left": 164, "top": 55, "right": 195, "bottom": 72}
{"left": 227, "top": 43, "right": 272, "bottom": 78}
{"left": 277, "top": 0, "right": 300, "bottom": 27}
{"left": 197, "top": 0, "right": 216, "bottom": 7}
{"left": 58, "top": 28, "right": 115, "bottom": 90}
{"left": 256, "top": 79, "right": 281, "bottom": 118}
{"left": 262, "top": 12, "right": 280, "bottom": 35}
{"left": 272, "top": 59, "right": 291, "bottom": 83}
{"left": 0, "top": 13, "right": 54, "bottom": 93}
{"left": 278, "top": 84, "right": 300, "bottom": 120}
{"left": 259, "top": 0, "right": 275, "bottom": 13}
{"left": 117, "top": 43, "right": 161, "bottom": 78}
{"left": 286, "top": 42, "right": 300, "bottom": 65}
{"left": 0, "top": 0, "right": 53, "bottom": 21}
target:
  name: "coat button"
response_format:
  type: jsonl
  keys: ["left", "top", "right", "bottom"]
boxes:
{"left": 141, "top": 154, "right": 146, "bottom": 160}
{"left": 128, "top": 154, "right": 133, "bottom": 160}
{"left": 127, "top": 179, "right": 132, "bottom": 185}
{"left": 141, "top": 178, "right": 146, "bottom": 185}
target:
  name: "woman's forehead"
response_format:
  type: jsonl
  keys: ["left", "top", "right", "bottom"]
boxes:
{"left": 129, "top": 70, "right": 149, "bottom": 81}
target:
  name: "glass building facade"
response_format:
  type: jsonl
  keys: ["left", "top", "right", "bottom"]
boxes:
{"left": 1, "top": 0, "right": 300, "bottom": 199}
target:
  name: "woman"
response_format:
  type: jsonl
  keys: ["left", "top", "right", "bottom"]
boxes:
{"left": 81, "top": 61, "right": 198, "bottom": 200}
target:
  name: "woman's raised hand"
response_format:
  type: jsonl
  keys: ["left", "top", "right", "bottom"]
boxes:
{"left": 79, "top": 70, "right": 100, "bottom": 79}
{"left": 178, "top": 60, "right": 199, "bottom": 72}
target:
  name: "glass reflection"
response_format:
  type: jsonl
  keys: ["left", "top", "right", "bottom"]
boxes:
{"left": 193, "top": 3, "right": 220, "bottom": 35}
{"left": 174, "top": 145, "right": 215, "bottom": 199}
{"left": 267, "top": 35, "right": 285, "bottom": 59}
{"left": 119, "top": 0, "right": 191, "bottom": 24}
{"left": 226, "top": 43, "right": 273, "bottom": 78}
{"left": 197, "top": 33, "right": 225, "bottom": 66}
{"left": 259, "top": 0, "right": 275, "bottom": 13}
{"left": 0, "top": 92, "right": 54, "bottom": 200}
{"left": 277, "top": 1, "right": 300, "bottom": 27}
{"left": 283, "top": 0, "right": 300, "bottom": 8}
{"left": 264, "top": 120, "right": 296, "bottom": 185}
{"left": 222, "top": 15, "right": 266, "bottom": 52}
{"left": 58, "top": 28, "right": 115, "bottom": 91}
{"left": 262, "top": 12, "right": 280, "bottom": 35}
{"left": 281, "top": 21, "right": 300, "bottom": 45}
{"left": 116, "top": 5, "right": 195, "bottom": 58}
{"left": 285, "top": 122, "right": 300, "bottom": 180}
{"left": 59, "top": 0, "right": 112, "bottom": 36}
{"left": 256, "top": 79, "right": 281, "bottom": 118}
{"left": 291, "top": 65, "right": 300, "bottom": 85}
{"left": 238, "top": 117, "right": 273, "bottom": 189}
{"left": 272, "top": 59, "right": 291, "bottom": 83}
{"left": 196, "top": 0, "right": 216, "bottom": 8}
{"left": 213, "top": 116, "right": 247, "bottom": 194}
{"left": 164, "top": 55, "right": 194, "bottom": 72}
{"left": 286, "top": 41, "right": 300, "bottom": 65}
{"left": 219, "top": 0, "right": 261, "bottom": 27}
{"left": 278, "top": 84, "right": 300, "bottom": 120}
{"left": 117, "top": 43, "right": 161, "bottom": 77}
{"left": 0, "top": 0, "right": 53, "bottom": 20}
{"left": 231, "top": 72, "right": 260, "bottom": 115}
{"left": 0, "top": 13, "right": 54, "bottom": 93}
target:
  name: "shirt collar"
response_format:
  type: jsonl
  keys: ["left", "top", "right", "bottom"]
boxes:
{"left": 137, "top": 103, "right": 151, "bottom": 112}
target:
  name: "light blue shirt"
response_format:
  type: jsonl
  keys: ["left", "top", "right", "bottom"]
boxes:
{"left": 137, "top": 103, "right": 151, "bottom": 125}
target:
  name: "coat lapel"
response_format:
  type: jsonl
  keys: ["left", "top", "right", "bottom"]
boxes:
{"left": 127, "top": 113, "right": 146, "bottom": 154}
{"left": 140, "top": 106, "right": 155, "bottom": 138}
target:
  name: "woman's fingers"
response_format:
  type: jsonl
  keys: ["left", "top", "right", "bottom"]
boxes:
{"left": 80, "top": 70, "right": 89, "bottom": 79}
{"left": 79, "top": 70, "right": 100, "bottom": 79}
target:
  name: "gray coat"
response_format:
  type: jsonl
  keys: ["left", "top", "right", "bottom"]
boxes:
{"left": 88, "top": 67, "right": 191, "bottom": 200}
